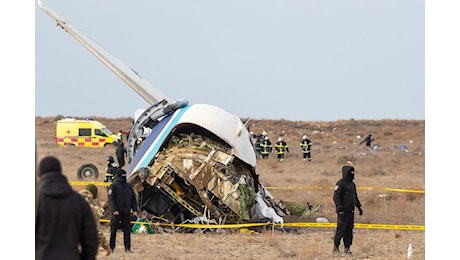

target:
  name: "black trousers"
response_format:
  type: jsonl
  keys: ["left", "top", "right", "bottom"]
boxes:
{"left": 109, "top": 213, "right": 132, "bottom": 250}
{"left": 277, "top": 153, "right": 285, "bottom": 160}
{"left": 334, "top": 212, "right": 355, "bottom": 248}
{"left": 117, "top": 157, "right": 125, "bottom": 168}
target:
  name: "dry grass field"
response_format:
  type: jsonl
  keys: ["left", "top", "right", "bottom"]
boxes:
{"left": 35, "top": 116, "right": 425, "bottom": 259}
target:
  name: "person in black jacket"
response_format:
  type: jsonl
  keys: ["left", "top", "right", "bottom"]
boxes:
{"left": 35, "top": 156, "right": 98, "bottom": 260}
{"left": 332, "top": 164, "right": 363, "bottom": 256}
{"left": 115, "top": 142, "right": 127, "bottom": 168}
{"left": 359, "top": 134, "right": 374, "bottom": 148}
{"left": 108, "top": 168, "right": 138, "bottom": 253}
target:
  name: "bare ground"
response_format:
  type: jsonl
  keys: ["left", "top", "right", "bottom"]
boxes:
{"left": 36, "top": 117, "right": 425, "bottom": 259}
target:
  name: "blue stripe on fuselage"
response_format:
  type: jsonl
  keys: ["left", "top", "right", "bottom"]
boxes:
{"left": 127, "top": 105, "right": 190, "bottom": 176}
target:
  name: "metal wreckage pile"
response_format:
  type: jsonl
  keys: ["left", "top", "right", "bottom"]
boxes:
{"left": 118, "top": 132, "right": 318, "bottom": 234}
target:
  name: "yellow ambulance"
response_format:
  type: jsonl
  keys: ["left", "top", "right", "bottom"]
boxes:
{"left": 55, "top": 118, "right": 121, "bottom": 148}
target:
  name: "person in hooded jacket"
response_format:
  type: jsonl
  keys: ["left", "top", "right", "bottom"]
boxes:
{"left": 108, "top": 168, "right": 138, "bottom": 253}
{"left": 35, "top": 156, "right": 98, "bottom": 260}
{"left": 332, "top": 164, "right": 363, "bottom": 256}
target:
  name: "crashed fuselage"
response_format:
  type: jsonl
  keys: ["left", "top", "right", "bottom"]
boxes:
{"left": 127, "top": 104, "right": 261, "bottom": 224}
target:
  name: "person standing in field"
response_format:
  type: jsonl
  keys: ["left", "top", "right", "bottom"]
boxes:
{"left": 300, "top": 134, "right": 312, "bottom": 161}
{"left": 115, "top": 142, "right": 127, "bottom": 168}
{"left": 36, "top": 156, "right": 98, "bottom": 260}
{"left": 104, "top": 155, "right": 118, "bottom": 190}
{"left": 359, "top": 134, "right": 374, "bottom": 148}
{"left": 108, "top": 168, "right": 138, "bottom": 253}
{"left": 254, "top": 133, "right": 264, "bottom": 157}
{"left": 274, "top": 137, "right": 289, "bottom": 162}
{"left": 332, "top": 164, "right": 363, "bottom": 256}
{"left": 260, "top": 136, "right": 273, "bottom": 159}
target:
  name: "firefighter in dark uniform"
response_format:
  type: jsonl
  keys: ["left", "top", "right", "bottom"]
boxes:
{"left": 300, "top": 134, "right": 312, "bottom": 161}
{"left": 274, "top": 137, "right": 289, "bottom": 162}
{"left": 255, "top": 134, "right": 264, "bottom": 157}
{"left": 104, "top": 156, "right": 118, "bottom": 187}
{"left": 260, "top": 136, "right": 272, "bottom": 159}
{"left": 333, "top": 165, "right": 363, "bottom": 256}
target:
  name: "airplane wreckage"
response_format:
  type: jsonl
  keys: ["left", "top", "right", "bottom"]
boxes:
{"left": 38, "top": 1, "right": 316, "bottom": 229}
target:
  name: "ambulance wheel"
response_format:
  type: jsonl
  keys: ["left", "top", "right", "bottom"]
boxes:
{"left": 77, "top": 163, "right": 99, "bottom": 180}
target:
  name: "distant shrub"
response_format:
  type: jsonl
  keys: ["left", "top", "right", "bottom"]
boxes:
{"left": 54, "top": 115, "right": 65, "bottom": 121}
{"left": 406, "top": 193, "right": 418, "bottom": 202}
{"left": 320, "top": 170, "right": 336, "bottom": 176}
{"left": 368, "top": 168, "right": 386, "bottom": 176}
{"left": 383, "top": 132, "right": 393, "bottom": 136}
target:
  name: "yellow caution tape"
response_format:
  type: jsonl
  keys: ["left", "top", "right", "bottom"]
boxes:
{"left": 71, "top": 181, "right": 424, "bottom": 194}
{"left": 264, "top": 186, "right": 425, "bottom": 194}
{"left": 99, "top": 218, "right": 424, "bottom": 231}
{"left": 70, "top": 181, "right": 109, "bottom": 186}
{"left": 273, "top": 222, "right": 424, "bottom": 231}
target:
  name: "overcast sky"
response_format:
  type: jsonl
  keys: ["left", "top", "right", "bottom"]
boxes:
{"left": 35, "top": 0, "right": 424, "bottom": 121}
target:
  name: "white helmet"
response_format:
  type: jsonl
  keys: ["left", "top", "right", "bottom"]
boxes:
{"left": 303, "top": 135, "right": 308, "bottom": 140}
{"left": 264, "top": 136, "right": 269, "bottom": 141}
{"left": 277, "top": 137, "right": 283, "bottom": 142}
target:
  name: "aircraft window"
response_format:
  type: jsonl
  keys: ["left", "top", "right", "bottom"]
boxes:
{"left": 79, "top": 128, "right": 91, "bottom": 136}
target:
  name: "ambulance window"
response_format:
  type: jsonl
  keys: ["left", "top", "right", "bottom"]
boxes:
{"left": 79, "top": 128, "right": 91, "bottom": 136}
{"left": 103, "top": 127, "right": 114, "bottom": 135}
{"left": 95, "top": 129, "right": 108, "bottom": 137}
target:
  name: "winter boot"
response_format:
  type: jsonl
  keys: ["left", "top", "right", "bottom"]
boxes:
{"left": 333, "top": 245, "right": 340, "bottom": 254}
{"left": 344, "top": 247, "right": 353, "bottom": 256}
